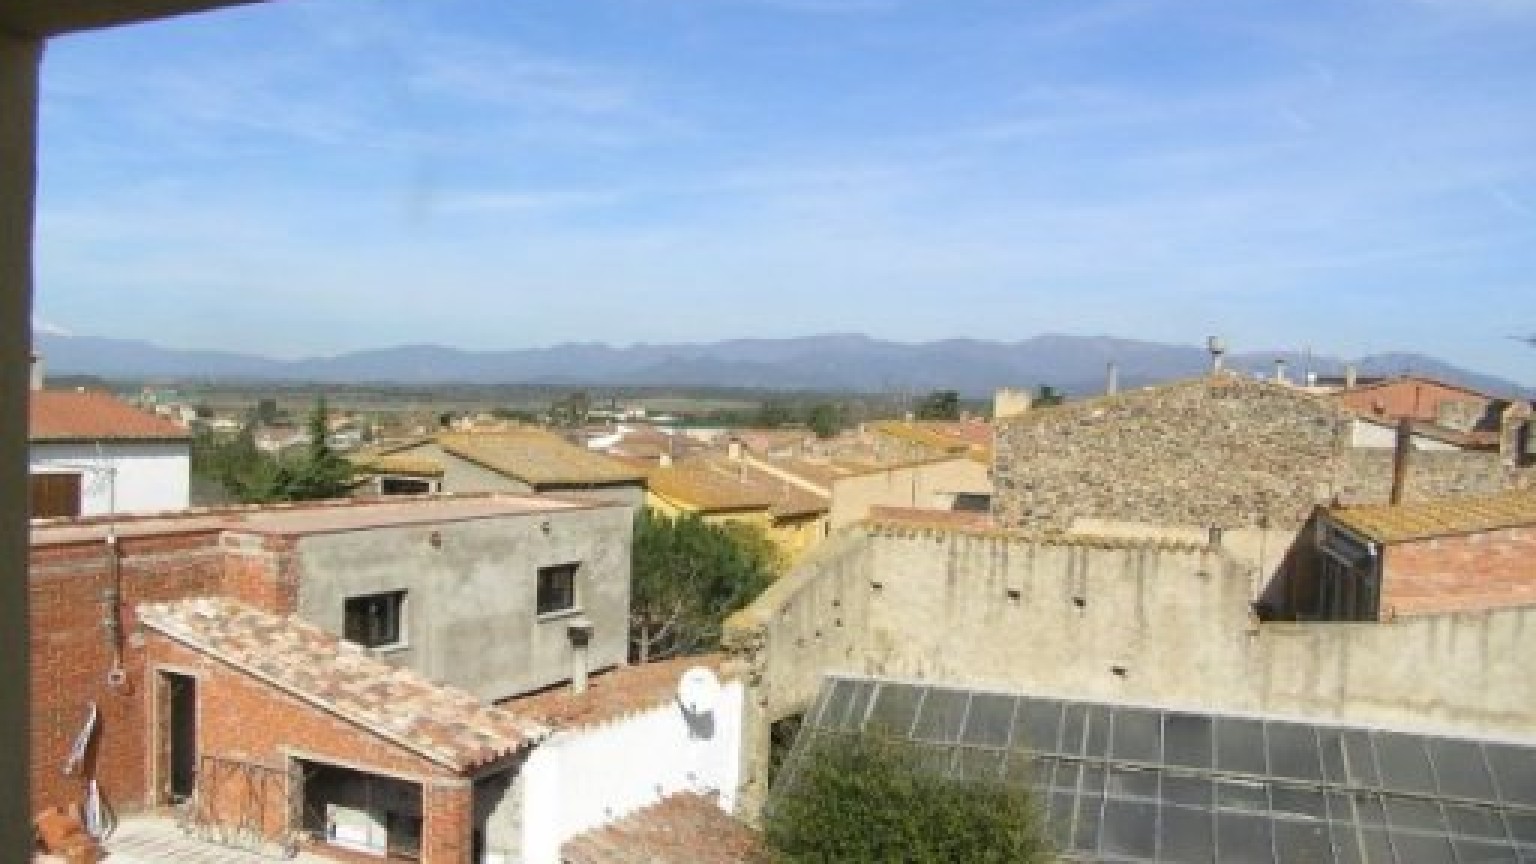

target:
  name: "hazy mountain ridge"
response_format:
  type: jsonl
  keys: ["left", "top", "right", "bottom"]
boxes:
{"left": 34, "top": 332, "right": 1531, "bottom": 398}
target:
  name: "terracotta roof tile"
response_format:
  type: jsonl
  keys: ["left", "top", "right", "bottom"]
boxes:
{"left": 438, "top": 430, "right": 645, "bottom": 486}
{"left": 139, "top": 597, "right": 546, "bottom": 772}
{"left": 870, "top": 420, "right": 993, "bottom": 456}
{"left": 1327, "top": 489, "right": 1536, "bottom": 544}
{"left": 352, "top": 454, "right": 446, "bottom": 477}
{"left": 561, "top": 792, "right": 766, "bottom": 864}
{"left": 646, "top": 464, "right": 775, "bottom": 513}
{"left": 29, "top": 391, "right": 188, "bottom": 442}
{"left": 868, "top": 506, "right": 995, "bottom": 531}
{"left": 502, "top": 655, "right": 731, "bottom": 732}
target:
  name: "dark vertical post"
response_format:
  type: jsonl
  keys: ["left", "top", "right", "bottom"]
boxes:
{"left": 1390, "top": 417, "right": 1413, "bottom": 505}
{"left": 0, "top": 29, "right": 41, "bottom": 850}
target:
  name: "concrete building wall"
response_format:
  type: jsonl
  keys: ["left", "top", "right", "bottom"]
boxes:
{"left": 294, "top": 505, "right": 633, "bottom": 702}
{"left": 518, "top": 680, "right": 745, "bottom": 864}
{"left": 399, "top": 443, "right": 534, "bottom": 496}
{"left": 829, "top": 458, "right": 991, "bottom": 531}
{"left": 30, "top": 440, "right": 191, "bottom": 516}
{"left": 1381, "top": 525, "right": 1536, "bottom": 616}
{"left": 726, "top": 524, "right": 1536, "bottom": 816}
{"left": 1349, "top": 420, "right": 1459, "bottom": 450}
{"left": 543, "top": 483, "right": 644, "bottom": 511}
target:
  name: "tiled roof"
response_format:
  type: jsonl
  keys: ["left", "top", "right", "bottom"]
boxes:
{"left": 1327, "top": 490, "right": 1536, "bottom": 544}
{"left": 502, "top": 654, "right": 732, "bottom": 732}
{"left": 870, "top": 420, "right": 992, "bottom": 456}
{"left": 438, "top": 430, "right": 645, "bottom": 487}
{"left": 138, "top": 597, "right": 546, "bottom": 772}
{"left": 561, "top": 793, "right": 766, "bottom": 864}
{"left": 868, "top": 506, "right": 995, "bottom": 531}
{"left": 355, "top": 454, "right": 445, "bottom": 477}
{"left": 29, "top": 391, "right": 189, "bottom": 442}
{"left": 732, "top": 428, "right": 812, "bottom": 456}
{"left": 646, "top": 464, "right": 774, "bottom": 513}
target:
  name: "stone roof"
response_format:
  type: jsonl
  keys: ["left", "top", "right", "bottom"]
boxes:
{"left": 503, "top": 655, "right": 733, "bottom": 732}
{"left": 560, "top": 793, "right": 766, "bottom": 864}
{"left": 138, "top": 597, "right": 546, "bottom": 772}
{"left": 438, "top": 430, "right": 645, "bottom": 487}
{"left": 1327, "top": 489, "right": 1536, "bottom": 544}
{"left": 29, "top": 391, "right": 189, "bottom": 442}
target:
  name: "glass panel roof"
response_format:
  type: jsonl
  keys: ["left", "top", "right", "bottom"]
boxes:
{"left": 780, "top": 675, "right": 1536, "bottom": 863}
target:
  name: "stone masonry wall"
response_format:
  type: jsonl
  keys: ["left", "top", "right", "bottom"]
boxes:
{"left": 992, "top": 374, "right": 1524, "bottom": 532}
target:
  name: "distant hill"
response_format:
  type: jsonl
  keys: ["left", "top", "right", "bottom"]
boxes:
{"left": 33, "top": 331, "right": 1531, "bottom": 399}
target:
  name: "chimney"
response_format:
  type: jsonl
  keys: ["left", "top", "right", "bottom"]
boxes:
{"left": 1389, "top": 418, "right": 1413, "bottom": 505}
{"left": 30, "top": 353, "right": 44, "bottom": 391}
{"left": 1499, "top": 402, "right": 1533, "bottom": 465}
{"left": 1344, "top": 364, "right": 1358, "bottom": 390}
{"left": 1105, "top": 362, "right": 1119, "bottom": 396}
{"left": 658, "top": 451, "right": 672, "bottom": 468}
{"left": 1206, "top": 336, "right": 1227, "bottom": 375}
{"left": 992, "top": 388, "right": 1032, "bottom": 420}
{"left": 727, "top": 437, "right": 743, "bottom": 462}
{"left": 567, "top": 619, "right": 594, "bottom": 695}
{"left": 1274, "top": 358, "right": 1288, "bottom": 385}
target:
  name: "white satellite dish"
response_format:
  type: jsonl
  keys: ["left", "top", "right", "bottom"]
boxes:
{"left": 677, "top": 666, "right": 722, "bottom": 715}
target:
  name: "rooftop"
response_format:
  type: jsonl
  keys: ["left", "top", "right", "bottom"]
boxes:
{"left": 1327, "top": 489, "right": 1536, "bottom": 544}
{"left": 29, "top": 390, "right": 189, "bottom": 442}
{"left": 437, "top": 429, "right": 645, "bottom": 487}
{"left": 868, "top": 506, "right": 995, "bottom": 531}
{"left": 501, "top": 654, "right": 732, "bottom": 732}
{"left": 646, "top": 463, "right": 775, "bottom": 514}
{"left": 31, "top": 493, "right": 602, "bottom": 545}
{"left": 139, "top": 597, "right": 546, "bottom": 773}
{"left": 560, "top": 793, "right": 766, "bottom": 864}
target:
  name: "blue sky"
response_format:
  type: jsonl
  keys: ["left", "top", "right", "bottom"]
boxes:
{"left": 31, "top": 0, "right": 1536, "bottom": 382}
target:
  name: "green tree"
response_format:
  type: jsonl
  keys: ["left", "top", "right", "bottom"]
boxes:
{"left": 915, "top": 389, "right": 961, "bottom": 421}
{"left": 204, "top": 398, "right": 354, "bottom": 504}
{"left": 276, "top": 396, "right": 354, "bottom": 501}
{"left": 807, "top": 403, "right": 841, "bottom": 439}
{"left": 766, "top": 731, "right": 1051, "bottom": 864}
{"left": 756, "top": 399, "right": 796, "bottom": 428}
{"left": 1035, "top": 384, "right": 1066, "bottom": 407}
{"left": 630, "top": 509, "right": 775, "bottom": 663}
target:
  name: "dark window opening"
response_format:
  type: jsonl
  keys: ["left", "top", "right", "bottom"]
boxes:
{"left": 300, "top": 759, "right": 422, "bottom": 860}
{"left": 380, "top": 476, "right": 431, "bottom": 496}
{"left": 161, "top": 671, "right": 197, "bottom": 804}
{"left": 344, "top": 591, "right": 406, "bottom": 648}
{"left": 537, "top": 563, "right": 578, "bottom": 616}
{"left": 29, "top": 472, "right": 82, "bottom": 519}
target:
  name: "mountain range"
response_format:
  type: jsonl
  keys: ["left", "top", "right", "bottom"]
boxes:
{"left": 33, "top": 331, "right": 1531, "bottom": 398}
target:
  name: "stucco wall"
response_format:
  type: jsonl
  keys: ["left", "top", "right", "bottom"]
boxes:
{"left": 726, "top": 524, "right": 1536, "bottom": 817}
{"left": 828, "top": 458, "right": 991, "bottom": 530}
{"left": 30, "top": 440, "right": 191, "bottom": 516}
{"left": 519, "top": 680, "right": 744, "bottom": 864}
{"left": 295, "top": 505, "right": 632, "bottom": 702}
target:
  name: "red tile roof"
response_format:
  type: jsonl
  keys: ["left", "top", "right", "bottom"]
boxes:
{"left": 29, "top": 391, "right": 188, "bottom": 442}
{"left": 139, "top": 596, "right": 546, "bottom": 773}
{"left": 869, "top": 506, "right": 996, "bottom": 531}
{"left": 561, "top": 793, "right": 766, "bottom": 864}
{"left": 501, "top": 654, "right": 732, "bottom": 732}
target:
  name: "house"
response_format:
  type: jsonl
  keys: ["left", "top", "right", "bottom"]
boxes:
{"left": 1337, "top": 375, "right": 1510, "bottom": 434}
{"left": 827, "top": 454, "right": 991, "bottom": 531}
{"left": 992, "top": 372, "right": 1529, "bottom": 532}
{"left": 352, "top": 429, "right": 646, "bottom": 509}
{"left": 864, "top": 418, "right": 993, "bottom": 463}
{"left": 28, "top": 388, "right": 190, "bottom": 519}
{"left": 1311, "top": 489, "right": 1536, "bottom": 619}
{"left": 643, "top": 457, "right": 830, "bottom": 566}
{"left": 28, "top": 494, "right": 633, "bottom": 863}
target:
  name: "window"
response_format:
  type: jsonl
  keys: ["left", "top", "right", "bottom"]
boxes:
{"left": 537, "top": 564, "right": 579, "bottom": 616}
{"left": 29, "top": 472, "right": 82, "bottom": 519}
{"left": 344, "top": 591, "right": 406, "bottom": 649}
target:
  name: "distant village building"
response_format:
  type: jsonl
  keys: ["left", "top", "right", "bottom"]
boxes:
{"left": 28, "top": 387, "right": 190, "bottom": 519}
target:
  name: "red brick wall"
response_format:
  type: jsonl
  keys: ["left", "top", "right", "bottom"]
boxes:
{"left": 145, "top": 635, "right": 473, "bottom": 864}
{"left": 28, "top": 530, "right": 224, "bottom": 816}
{"left": 220, "top": 534, "right": 299, "bottom": 615}
{"left": 1383, "top": 526, "right": 1536, "bottom": 616}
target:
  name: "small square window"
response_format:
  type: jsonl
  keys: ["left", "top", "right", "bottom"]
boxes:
{"left": 537, "top": 564, "right": 579, "bottom": 616}
{"left": 344, "top": 591, "right": 406, "bottom": 649}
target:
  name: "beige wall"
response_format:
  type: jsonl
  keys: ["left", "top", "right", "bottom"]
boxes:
{"left": 1, "top": 31, "right": 41, "bottom": 851}
{"left": 726, "top": 524, "right": 1536, "bottom": 818}
{"left": 828, "top": 458, "right": 990, "bottom": 530}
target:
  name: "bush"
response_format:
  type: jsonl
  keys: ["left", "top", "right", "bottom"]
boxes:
{"left": 766, "top": 730, "right": 1052, "bottom": 864}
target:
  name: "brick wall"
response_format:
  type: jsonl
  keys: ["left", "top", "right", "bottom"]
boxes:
{"left": 1382, "top": 526, "right": 1536, "bottom": 616}
{"left": 220, "top": 532, "right": 299, "bottom": 614}
{"left": 28, "top": 529, "right": 224, "bottom": 815}
{"left": 145, "top": 634, "right": 473, "bottom": 863}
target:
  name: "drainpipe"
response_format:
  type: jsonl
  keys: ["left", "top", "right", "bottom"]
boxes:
{"left": 567, "top": 619, "right": 593, "bottom": 695}
{"left": 1390, "top": 418, "right": 1413, "bottom": 505}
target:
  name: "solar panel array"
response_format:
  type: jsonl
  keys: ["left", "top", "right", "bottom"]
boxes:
{"left": 779, "top": 676, "right": 1536, "bottom": 863}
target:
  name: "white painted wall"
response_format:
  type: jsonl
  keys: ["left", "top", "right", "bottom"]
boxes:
{"left": 518, "top": 679, "right": 744, "bottom": 864}
{"left": 1350, "top": 419, "right": 1459, "bottom": 451}
{"left": 29, "top": 440, "right": 190, "bottom": 517}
